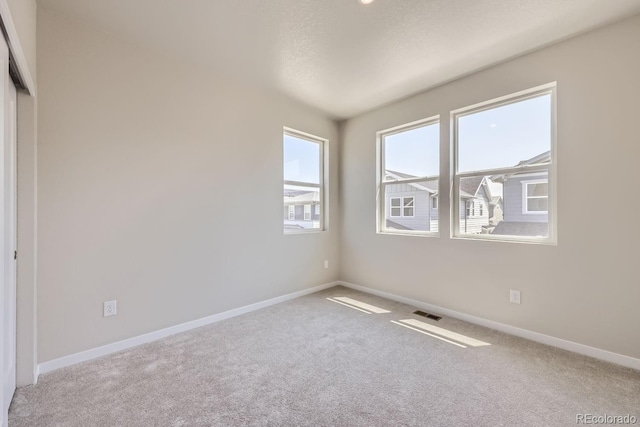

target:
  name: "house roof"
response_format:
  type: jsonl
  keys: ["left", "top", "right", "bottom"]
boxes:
{"left": 283, "top": 191, "right": 319, "bottom": 205}
{"left": 385, "top": 170, "right": 438, "bottom": 195}
{"left": 459, "top": 176, "right": 485, "bottom": 199}
{"left": 385, "top": 170, "right": 415, "bottom": 180}
{"left": 385, "top": 170, "right": 491, "bottom": 200}
{"left": 492, "top": 150, "right": 551, "bottom": 182}
{"left": 492, "top": 221, "right": 548, "bottom": 237}
{"left": 516, "top": 151, "right": 551, "bottom": 166}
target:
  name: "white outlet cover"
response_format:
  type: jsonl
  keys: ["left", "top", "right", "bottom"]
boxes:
{"left": 324, "top": 260, "right": 329, "bottom": 269}
{"left": 104, "top": 300, "right": 117, "bottom": 317}
{"left": 509, "top": 290, "right": 521, "bottom": 304}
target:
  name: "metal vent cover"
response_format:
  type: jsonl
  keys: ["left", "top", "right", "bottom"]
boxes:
{"left": 413, "top": 310, "right": 442, "bottom": 321}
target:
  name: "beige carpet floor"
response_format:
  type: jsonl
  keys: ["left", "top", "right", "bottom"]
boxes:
{"left": 9, "top": 286, "right": 640, "bottom": 426}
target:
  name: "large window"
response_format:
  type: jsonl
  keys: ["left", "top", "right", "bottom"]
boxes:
{"left": 452, "top": 83, "right": 556, "bottom": 242}
{"left": 283, "top": 128, "right": 326, "bottom": 233}
{"left": 377, "top": 117, "right": 439, "bottom": 235}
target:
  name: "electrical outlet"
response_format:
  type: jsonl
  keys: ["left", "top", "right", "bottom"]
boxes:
{"left": 324, "top": 260, "right": 329, "bottom": 269}
{"left": 104, "top": 300, "right": 117, "bottom": 317}
{"left": 509, "top": 290, "right": 521, "bottom": 304}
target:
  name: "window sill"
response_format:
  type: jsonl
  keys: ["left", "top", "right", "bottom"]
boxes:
{"left": 377, "top": 231, "right": 439, "bottom": 238}
{"left": 284, "top": 229, "right": 325, "bottom": 235}
{"left": 451, "top": 234, "right": 557, "bottom": 246}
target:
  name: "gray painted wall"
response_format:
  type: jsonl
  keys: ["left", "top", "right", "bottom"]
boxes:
{"left": 36, "top": 8, "right": 339, "bottom": 363}
{"left": 339, "top": 14, "right": 640, "bottom": 360}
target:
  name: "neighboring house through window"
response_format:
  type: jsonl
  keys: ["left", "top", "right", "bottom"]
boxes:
{"left": 452, "top": 83, "right": 556, "bottom": 242}
{"left": 283, "top": 128, "right": 326, "bottom": 233}
{"left": 389, "top": 197, "right": 415, "bottom": 218}
{"left": 377, "top": 117, "right": 440, "bottom": 235}
{"left": 523, "top": 180, "right": 548, "bottom": 213}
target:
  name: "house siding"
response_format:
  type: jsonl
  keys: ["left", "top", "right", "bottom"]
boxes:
{"left": 430, "top": 197, "right": 439, "bottom": 232}
{"left": 385, "top": 183, "right": 433, "bottom": 231}
{"left": 283, "top": 203, "right": 321, "bottom": 229}
{"left": 503, "top": 172, "right": 548, "bottom": 223}
{"left": 459, "top": 186, "right": 491, "bottom": 234}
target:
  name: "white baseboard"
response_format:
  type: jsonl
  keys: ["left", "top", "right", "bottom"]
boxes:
{"left": 338, "top": 281, "right": 640, "bottom": 371}
{"left": 36, "top": 279, "right": 640, "bottom": 380}
{"left": 37, "top": 281, "right": 339, "bottom": 378}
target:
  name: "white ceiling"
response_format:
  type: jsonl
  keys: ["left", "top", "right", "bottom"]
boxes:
{"left": 37, "top": 0, "right": 640, "bottom": 119}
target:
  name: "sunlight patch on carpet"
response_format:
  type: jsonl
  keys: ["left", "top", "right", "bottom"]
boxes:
{"left": 326, "top": 298, "right": 372, "bottom": 314}
{"left": 332, "top": 297, "right": 391, "bottom": 314}
{"left": 391, "top": 321, "right": 467, "bottom": 348}
{"left": 399, "top": 319, "right": 491, "bottom": 347}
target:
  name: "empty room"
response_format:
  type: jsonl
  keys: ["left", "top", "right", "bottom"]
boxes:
{"left": 1, "top": 0, "right": 640, "bottom": 425}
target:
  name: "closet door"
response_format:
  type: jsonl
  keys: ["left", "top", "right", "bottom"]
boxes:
{"left": 1, "top": 31, "right": 17, "bottom": 427}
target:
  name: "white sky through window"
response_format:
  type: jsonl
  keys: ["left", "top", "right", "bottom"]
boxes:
{"left": 458, "top": 94, "right": 551, "bottom": 173}
{"left": 385, "top": 123, "right": 439, "bottom": 177}
{"left": 284, "top": 135, "right": 320, "bottom": 184}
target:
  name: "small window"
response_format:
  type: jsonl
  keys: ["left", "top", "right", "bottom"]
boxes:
{"left": 377, "top": 117, "right": 439, "bottom": 235}
{"left": 432, "top": 197, "right": 438, "bottom": 210}
{"left": 452, "top": 83, "right": 555, "bottom": 243}
{"left": 403, "top": 197, "right": 415, "bottom": 217}
{"left": 390, "top": 198, "right": 401, "bottom": 217}
{"left": 283, "top": 128, "right": 327, "bottom": 233}
{"left": 523, "top": 180, "right": 548, "bottom": 213}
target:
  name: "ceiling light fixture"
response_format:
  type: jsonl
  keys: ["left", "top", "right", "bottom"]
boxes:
{"left": 358, "top": 0, "right": 374, "bottom": 4}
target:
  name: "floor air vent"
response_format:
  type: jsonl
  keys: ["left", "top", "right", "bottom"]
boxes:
{"left": 413, "top": 310, "right": 442, "bottom": 321}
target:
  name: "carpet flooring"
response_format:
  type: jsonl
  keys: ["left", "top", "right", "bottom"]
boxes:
{"left": 9, "top": 286, "right": 640, "bottom": 426}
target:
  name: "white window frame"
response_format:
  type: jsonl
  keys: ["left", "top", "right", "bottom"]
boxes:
{"left": 304, "top": 204, "right": 312, "bottom": 220}
{"left": 432, "top": 196, "right": 438, "bottom": 210}
{"left": 377, "top": 116, "right": 440, "bottom": 236}
{"left": 283, "top": 127, "right": 327, "bottom": 234}
{"left": 451, "top": 83, "right": 557, "bottom": 244}
{"left": 522, "top": 179, "right": 549, "bottom": 214}
{"left": 288, "top": 205, "right": 295, "bottom": 220}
